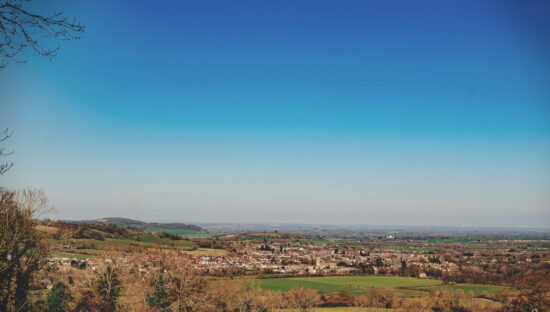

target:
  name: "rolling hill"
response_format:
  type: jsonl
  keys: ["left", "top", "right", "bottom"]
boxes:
{"left": 68, "top": 217, "right": 203, "bottom": 232}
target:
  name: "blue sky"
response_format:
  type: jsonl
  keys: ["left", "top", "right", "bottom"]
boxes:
{"left": 1, "top": 0, "right": 549, "bottom": 227}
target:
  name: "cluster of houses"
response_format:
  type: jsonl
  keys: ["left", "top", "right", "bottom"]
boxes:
{"left": 192, "top": 240, "right": 459, "bottom": 276}
{"left": 50, "top": 239, "right": 540, "bottom": 277}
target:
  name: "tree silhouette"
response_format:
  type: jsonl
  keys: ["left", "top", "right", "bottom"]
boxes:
{"left": 97, "top": 266, "right": 123, "bottom": 312}
{"left": 46, "top": 282, "right": 72, "bottom": 312}
{"left": 0, "top": 0, "right": 84, "bottom": 69}
{"left": 0, "top": 189, "right": 51, "bottom": 312}
{"left": 0, "top": 128, "right": 13, "bottom": 175}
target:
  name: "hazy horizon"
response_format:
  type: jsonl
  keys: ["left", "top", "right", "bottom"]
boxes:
{"left": 70, "top": 217, "right": 550, "bottom": 231}
{"left": 2, "top": 0, "right": 550, "bottom": 228}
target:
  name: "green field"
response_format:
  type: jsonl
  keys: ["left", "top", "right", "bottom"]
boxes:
{"left": 53, "top": 252, "right": 90, "bottom": 259}
{"left": 136, "top": 233, "right": 194, "bottom": 247}
{"left": 256, "top": 276, "right": 443, "bottom": 292}
{"left": 144, "top": 227, "right": 212, "bottom": 237}
{"left": 423, "top": 284, "right": 506, "bottom": 296}
{"left": 74, "top": 237, "right": 192, "bottom": 249}
{"left": 50, "top": 236, "right": 195, "bottom": 257}
{"left": 348, "top": 289, "right": 426, "bottom": 297}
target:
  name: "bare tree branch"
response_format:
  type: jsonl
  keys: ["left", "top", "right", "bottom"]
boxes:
{"left": 0, "top": 128, "right": 13, "bottom": 175}
{"left": 0, "top": 0, "right": 84, "bottom": 69}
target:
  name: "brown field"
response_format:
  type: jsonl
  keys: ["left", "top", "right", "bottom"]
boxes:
{"left": 185, "top": 248, "right": 228, "bottom": 256}
{"left": 35, "top": 225, "right": 60, "bottom": 234}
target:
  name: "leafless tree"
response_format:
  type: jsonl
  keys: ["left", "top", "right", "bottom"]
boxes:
{"left": 284, "top": 284, "right": 320, "bottom": 312}
{"left": 0, "top": 128, "right": 13, "bottom": 175}
{"left": 209, "top": 279, "right": 258, "bottom": 312}
{"left": 0, "top": 188, "right": 52, "bottom": 312}
{"left": 0, "top": 0, "right": 84, "bottom": 69}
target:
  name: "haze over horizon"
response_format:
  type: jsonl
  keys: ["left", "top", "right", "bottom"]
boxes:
{"left": 1, "top": 0, "right": 549, "bottom": 228}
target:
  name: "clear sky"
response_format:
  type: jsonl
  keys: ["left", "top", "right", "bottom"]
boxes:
{"left": 1, "top": 0, "right": 549, "bottom": 227}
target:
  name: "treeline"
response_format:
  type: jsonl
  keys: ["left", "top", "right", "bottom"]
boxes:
{"left": 39, "top": 219, "right": 184, "bottom": 242}
{"left": 71, "top": 217, "right": 203, "bottom": 232}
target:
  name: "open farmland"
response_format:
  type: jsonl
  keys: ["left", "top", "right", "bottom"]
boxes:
{"left": 185, "top": 248, "right": 228, "bottom": 256}
{"left": 256, "top": 276, "right": 443, "bottom": 292}
{"left": 48, "top": 228, "right": 196, "bottom": 259}
{"left": 35, "top": 219, "right": 548, "bottom": 311}
{"left": 348, "top": 289, "right": 426, "bottom": 297}
{"left": 422, "top": 284, "right": 507, "bottom": 296}
{"left": 144, "top": 227, "right": 213, "bottom": 237}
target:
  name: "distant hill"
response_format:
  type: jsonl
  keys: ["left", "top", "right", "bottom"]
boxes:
{"left": 72, "top": 217, "right": 203, "bottom": 232}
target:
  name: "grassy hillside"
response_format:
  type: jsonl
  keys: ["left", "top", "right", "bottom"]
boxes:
{"left": 255, "top": 276, "right": 443, "bottom": 292}
{"left": 39, "top": 220, "right": 199, "bottom": 259}
{"left": 70, "top": 217, "right": 203, "bottom": 232}
{"left": 422, "top": 284, "right": 506, "bottom": 296}
{"left": 144, "top": 227, "right": 211, "bottom": 237}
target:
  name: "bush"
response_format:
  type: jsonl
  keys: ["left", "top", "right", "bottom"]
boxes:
{"left": 97, "top": 265, "right": 123, "bottom": 312}
{"left": 146, "top": 272, "right": 170, "bottom": 312}
{"left": 0, "top": 189, "right": 51, "bottom": 312}
{"left": 46, "top": 282, "right": 71, "bottom": 312}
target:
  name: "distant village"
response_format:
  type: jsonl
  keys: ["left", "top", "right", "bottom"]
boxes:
{"left": 195, "top": 240, "right": 459, "bottom": 276}
{"left": 49, "top": 235, "right": 543, "bottom": 280}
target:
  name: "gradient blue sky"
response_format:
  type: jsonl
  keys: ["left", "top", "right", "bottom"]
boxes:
{"left": 1, "top": 0, "right": 549, "bottom": 227}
